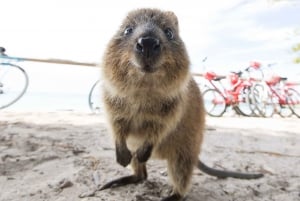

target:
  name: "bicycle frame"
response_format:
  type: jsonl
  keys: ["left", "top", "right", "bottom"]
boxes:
{"left": 266, "top": 79, "right": 291, "bottom": 105}
{"left": 206, "top": 75, "right": 252, "bottom": 106}
{"left": 285, "top": 82, "right": 300, "bottom": 106}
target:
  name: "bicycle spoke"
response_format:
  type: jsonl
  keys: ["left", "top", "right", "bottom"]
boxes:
{"left": 287, "top": 88, "right": 300, "bottom": 118}
{"left": 236, "top": 87, "right": 253, "bottom": 117}
{"left": 202, "top": 89, "right": 226, "bottom": 117}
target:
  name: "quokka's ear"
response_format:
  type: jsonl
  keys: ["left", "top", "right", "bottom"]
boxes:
{"left": 165, "top": 11, "right": 178, "bottom": 27}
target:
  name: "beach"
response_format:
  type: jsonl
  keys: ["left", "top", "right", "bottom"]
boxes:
{"left": 0, "top": 111, "right": 299, "bottom": 201}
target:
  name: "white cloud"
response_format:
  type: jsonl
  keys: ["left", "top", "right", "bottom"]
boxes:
{"left": 2, "top": 0, "right": 300, "bottom": 94}
{"left": 1, "top": 0, "right": 245, "bottom": 68}
{"left": 238, "top": 26, "right": 293, "bottom": 42}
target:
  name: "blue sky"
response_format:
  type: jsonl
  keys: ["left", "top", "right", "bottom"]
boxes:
{"left": 1, "top": 0, "right": 300, "bottom": 110}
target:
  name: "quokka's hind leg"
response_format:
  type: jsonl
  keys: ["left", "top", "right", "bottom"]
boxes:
{"left": 99, "top": 156, "right": 147, "bottom": 190}
{"left": 161, "top": 154, "right": 195, "bottom": 201}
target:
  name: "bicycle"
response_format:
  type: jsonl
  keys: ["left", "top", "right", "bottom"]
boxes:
{"left": 252, "top": 75, "right": 300, "bottom": 118}
{"left": 88, "top": 79, "right": 103, "bottom": 113}
{"left": 202, "top": 69, "right": 257, "bottom": 117}
{"left": 0, "top": 47, "right": 29, "bottom": 109}
{"left": 285, "top": 81, "right": 300, "bottom": 118}
{"left": 250, "top": 62, "right": 300, "bottom": 118}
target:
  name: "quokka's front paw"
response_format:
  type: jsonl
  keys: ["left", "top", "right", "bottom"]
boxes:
{"left": 136, "top": 143, "right": 153, "bottom": 163}
{"left": 116, "top": 145, "right": 132, "bottom": 167}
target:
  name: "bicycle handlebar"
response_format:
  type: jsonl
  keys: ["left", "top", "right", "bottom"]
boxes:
{"left": 267, "top": 63, "right": 277, "bottom": 68}
{"left": 230, "top": 71, "right": 243, "bottom": 77}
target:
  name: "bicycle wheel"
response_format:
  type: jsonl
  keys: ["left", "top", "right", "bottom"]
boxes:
{"left": 272, "top": 95, "right": 293, "bottom": 118}
{"left": 249, "top": 84, "right": 264, "bottom": 117}
{"left": 235, "top": 87, "right": 253, "bottom": 117}
{"left": 247, "top": 84, "right": 261, "bottom": 117}
{"left": 88, "top": 80, "right": 103, "bottom": 113}
{"left": 202, "top": 89, "right": 226, "bottom": 117}
{"left": 286, "top": 88, "right": 300, "bottom": 118}
{"left": 251, "top": 83, "right": 274, "bottom": 118}
{"left": 0, "top": 63, "right": 29, "bottom": 109}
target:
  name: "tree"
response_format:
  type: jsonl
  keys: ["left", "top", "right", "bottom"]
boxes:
{"left": 292, "top": 30, "right": 300, "bottom": 63}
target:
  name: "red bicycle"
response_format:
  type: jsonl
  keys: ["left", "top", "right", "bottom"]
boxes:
{"left": 202, "top": 69, "right": 257, "bottom": 117}
{"left": 251, "top": 75, "right": 300, "bottom": 118}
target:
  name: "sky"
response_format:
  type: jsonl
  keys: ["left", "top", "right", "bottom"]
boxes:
{"left": 1, "top": 0, "right": 300, "bottom": 110}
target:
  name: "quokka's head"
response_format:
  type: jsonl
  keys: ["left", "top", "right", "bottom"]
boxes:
{"left": 103, "top": 8, "right": 190, "bottom": 81}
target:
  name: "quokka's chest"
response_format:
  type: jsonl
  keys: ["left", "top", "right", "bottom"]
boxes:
{"left": 108, "top": 95, "right": 181, "bottom": 118}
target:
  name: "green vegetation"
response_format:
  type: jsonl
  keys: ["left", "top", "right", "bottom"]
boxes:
{"left": 292, "top": 38, "right": 300, "bottom": 64}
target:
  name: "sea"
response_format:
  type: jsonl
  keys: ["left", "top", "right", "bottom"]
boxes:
{"left": 0, "top": 62, "right": 101, "bottom": 112}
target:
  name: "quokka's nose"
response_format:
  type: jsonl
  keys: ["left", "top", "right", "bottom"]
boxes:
{"left": 135, "top": 37, "right": 160, "bottom": 58}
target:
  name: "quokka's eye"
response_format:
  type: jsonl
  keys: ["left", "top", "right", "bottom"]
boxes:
{"left": 124, "top": 27, "right": 133, "bottom": 36}
{"left": 164, "top": 28, "right": 174, "bottom": 40}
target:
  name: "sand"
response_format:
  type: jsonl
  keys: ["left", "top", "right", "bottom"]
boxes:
{"left": 0, "top": 111, "right": 299, "bottom": 201}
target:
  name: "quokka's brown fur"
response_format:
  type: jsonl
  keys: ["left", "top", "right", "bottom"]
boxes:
{"left": 100, "top": 8, "right": 263, "bottom": 201}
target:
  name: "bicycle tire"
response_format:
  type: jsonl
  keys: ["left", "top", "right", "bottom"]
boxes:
{"left": 286, "top": 88, "right": 300, "bottom": 118}
{"left": 88, "top": 80, "right": 103, "bottom": 113}
{"left": 251, "top": 83, "right": 274, "bottom": 118}
{"left": 235, "top": 86, "right": 254, "bottom": 117}
{"left": 273, "top": 96, "right": 293, "bottom": 118}
{"left": 269, "top": 88, "right": 293, "bottom": 118}
{"left": 202, "top": 88, "right": 226, "bottom": 117}
{"left": 0, "top": 63, "right": 29, "bottom": 109}
{"left": 249, "top": 83, "right": 264, "bottom": 117}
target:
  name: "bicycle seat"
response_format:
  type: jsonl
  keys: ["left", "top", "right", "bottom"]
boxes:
{"left": 280, "top": 77, "right": 287, "bottom": 81}
{"left": 266, "top": 76, "right": 281, "bottom": 85}
{"left": 0, "top": 47, "right": 6, "bottom": 53}
{"left": 213, "top": 76, "right": 226, "bottom": 81}
{"left": 204, "top": 71, "right": 217, "bottom": 80}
